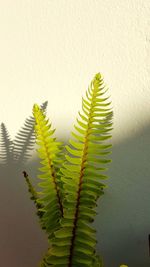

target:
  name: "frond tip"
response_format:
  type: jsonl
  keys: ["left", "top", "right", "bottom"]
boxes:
{"left": 13, "top": 101, "right": 48, "bottom": 163}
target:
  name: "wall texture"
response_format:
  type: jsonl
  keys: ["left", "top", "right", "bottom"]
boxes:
{"left": 0, "top": 1, "right": 150, "bottom": 267}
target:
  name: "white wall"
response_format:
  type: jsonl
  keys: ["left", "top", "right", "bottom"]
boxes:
{"left": 0, "top": 1, "right": 150, "bottom": 267}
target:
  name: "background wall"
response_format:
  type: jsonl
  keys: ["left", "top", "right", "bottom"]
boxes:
{"left": 0, "top": 1, "right": 150, "bottom": 267}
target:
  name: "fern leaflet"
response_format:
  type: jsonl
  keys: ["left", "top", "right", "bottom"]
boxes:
{"left": 23, "top": 171, "right": 45, "bottom": 221}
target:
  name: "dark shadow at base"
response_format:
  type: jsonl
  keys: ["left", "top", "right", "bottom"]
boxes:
{"left": 0, "top": 160, "right": 47, "bottom": 267}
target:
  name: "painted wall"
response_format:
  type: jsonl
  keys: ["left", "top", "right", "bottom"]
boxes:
{"left": 0, "top": 1, "right": 150, "bottom": 266}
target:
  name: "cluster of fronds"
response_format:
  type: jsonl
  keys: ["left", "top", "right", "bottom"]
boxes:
{"left": 24, "top": 73, "right": 114, "bottom": 267}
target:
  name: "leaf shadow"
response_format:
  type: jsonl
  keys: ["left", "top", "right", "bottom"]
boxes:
{"left": 0, "top": 123, "right": 14, "bottom": 164}
{"left": 13, "top": 101, "right": 48, "bottom": 164}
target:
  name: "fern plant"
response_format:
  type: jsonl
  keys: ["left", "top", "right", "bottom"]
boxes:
{"left": 23, "top": 73, "right": 128, "bottom": 267}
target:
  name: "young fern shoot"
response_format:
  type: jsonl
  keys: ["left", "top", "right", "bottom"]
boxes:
{"left": 23, "top": 171, "right": 45, "bottom": 221}
{"left": 46, "top": 73, "right": 113, "bottom": 267}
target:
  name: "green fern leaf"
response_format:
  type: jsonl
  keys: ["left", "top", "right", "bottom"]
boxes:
{"left": 33, "top": 104, "right": 64, "bottom": 238}
{"left": 47, "top": 73, "right": 112, "bottom": 266}
{"left": 22, "top": 171, "right": 45, "bottom": 219}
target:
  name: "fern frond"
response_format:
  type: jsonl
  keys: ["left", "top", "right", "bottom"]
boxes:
{"left": 33, "top": 104, "right": 63, "bottom": 239}
{"left": 47, "top": 73, "right": 112, "bottom": 266}
{"left": 13, "top": 101, "right": 48, "bottom": 163}
{"left": 0, "top": 123, "right": 13, "bottom": 164}
{"left": 23, "top": 171, "right": 45, "bottom": 221}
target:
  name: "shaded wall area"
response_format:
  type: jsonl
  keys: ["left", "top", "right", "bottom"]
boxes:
{"left": 0, "top": 115, "right": 48, "bottom": 267}
{"left": 0, "top": 161, "right": 48, "bottom": 267}
{"left": 0, "top": 120, "right": 150, "bottom": 267}
{"left": 95, "top": 123, "right": 150, "bottom": 267}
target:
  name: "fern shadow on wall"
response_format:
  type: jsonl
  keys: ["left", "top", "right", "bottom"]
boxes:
{"left": 0, "top": 101, "right": 48, "bottom": 165}
{"left": 0, "top": 101, "right": 50, "bottom": 267}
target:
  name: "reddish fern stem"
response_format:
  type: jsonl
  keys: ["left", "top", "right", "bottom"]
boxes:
{"left": 68, "top": 147, "right": 88, "bottom": 267}
{"left": 38, "top": 125, "right": 63, "bottom": 216}
{"left": 68, "top": 89, "right": 97, "bottom": 266}
{"left": 45, "top": 144, "right": 63, "bottom": 217}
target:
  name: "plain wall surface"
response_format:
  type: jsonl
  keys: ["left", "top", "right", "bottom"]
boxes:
{"left": 0, "top": 1, "right": 150, "bottom": 266}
